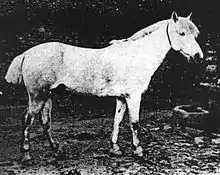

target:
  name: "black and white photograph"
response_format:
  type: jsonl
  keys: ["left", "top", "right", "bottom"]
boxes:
{"left": 0, "top": 0, "right": 220, "bottom": 174}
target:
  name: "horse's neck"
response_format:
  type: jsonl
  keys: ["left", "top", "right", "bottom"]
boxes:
{"left": 138, "top": 22, "right": 171, "bottom": 66}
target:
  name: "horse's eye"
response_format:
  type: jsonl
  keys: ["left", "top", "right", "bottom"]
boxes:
{"left": 179, "top": 32, "right": 185, "bottom": 36}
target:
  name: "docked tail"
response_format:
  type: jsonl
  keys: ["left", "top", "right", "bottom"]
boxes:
{"left": 5, "top": 54, "right": 25, "bottom": 84}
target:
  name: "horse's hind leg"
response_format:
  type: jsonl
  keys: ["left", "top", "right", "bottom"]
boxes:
{"left": 126, "top": 93, "right": 143, "bottom": 157}
{"left": 39, "top": 98, "right": 59, "bottom": 151}
{"left": 110, "top": 97, "right": 126, "bottom": 155}
{"left": 21, "top": 95, "right": 45, "bottom": 163}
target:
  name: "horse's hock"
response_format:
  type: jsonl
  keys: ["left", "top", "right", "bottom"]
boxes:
{"left": 172, "top": 105, "right": 209, "bottom": 129}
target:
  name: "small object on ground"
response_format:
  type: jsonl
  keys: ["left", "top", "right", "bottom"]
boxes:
{"left": 194, "top": 136, "right": 204, "bottom": 144}
{"left": 172, "top": 105, "right": 209, "bottom": 127}
{"left": 150, "top": 127, "right": 160, "bottom": 131}
{"left": 206, "top": 64, "right": 217, "bottom": 73}
{"left": 212, "top": 138, "right": 220, "bottom": 144}
{"left": 207, "top": 50, "right": 216, "bottom": 54}
{"left": 163, "top": 124, "right": 172, "bottom": 131}
{"left": 206, "top": 56, "right": 213, "bottom": 61}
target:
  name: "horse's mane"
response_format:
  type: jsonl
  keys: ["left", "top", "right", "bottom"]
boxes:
{"left": 109, "top": 19, "right": 170, "bottom": 44}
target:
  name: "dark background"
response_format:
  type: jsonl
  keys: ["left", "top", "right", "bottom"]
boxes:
{"left": 0, "top": 0, "right": 219, "bottom": 109}
{"left": 1, "top": 2, "right": 220, "bottom": 173}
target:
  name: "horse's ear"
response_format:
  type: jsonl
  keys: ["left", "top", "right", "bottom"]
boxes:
{"left": 187, "top": 12, "right": 192, "bottom": 20}
{"left": 171, "top": 11, "right": 179, "bottom": 22}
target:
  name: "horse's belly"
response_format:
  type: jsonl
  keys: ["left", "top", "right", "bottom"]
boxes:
{"left": 58, "top": 76, "right": 112, "bottom": 96}
{"left": 53, "top": 72, "right": 125, "bottom": 97}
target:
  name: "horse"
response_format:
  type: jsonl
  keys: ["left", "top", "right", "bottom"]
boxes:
{"left": 5, "top": 12, "right": 203, "bottom": 164}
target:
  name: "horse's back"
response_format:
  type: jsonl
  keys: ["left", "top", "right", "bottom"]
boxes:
{"left": 21, "top": 42, "right": 105, "bottom": 94}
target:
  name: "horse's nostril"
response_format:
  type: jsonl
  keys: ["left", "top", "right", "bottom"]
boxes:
{"left": 194, "top": 53, "right": 203, "bottom": 63}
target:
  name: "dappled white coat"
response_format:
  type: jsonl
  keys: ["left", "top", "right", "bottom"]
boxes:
{"left": 21, "top": 22, "right": 170, "bottom": 98}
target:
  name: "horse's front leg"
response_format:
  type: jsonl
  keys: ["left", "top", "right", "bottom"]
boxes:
{"left": 126, "top": 93, "right": 143, "bottom": 157}
{"left": 110, "top": 97, "right": 126, "bottom": 156}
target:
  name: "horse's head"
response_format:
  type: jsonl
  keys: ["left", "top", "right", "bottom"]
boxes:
{"left": 168, "top": 12, "right": 204, "bottom": 63}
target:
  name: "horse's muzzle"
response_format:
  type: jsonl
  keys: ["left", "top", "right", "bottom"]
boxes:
{"left": 192, "top": 52, "right": 204, "bottom": 64}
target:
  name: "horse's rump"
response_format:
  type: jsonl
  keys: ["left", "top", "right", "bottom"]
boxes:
{"left": 21, "top": 42, "right": 65, "bottom": 92}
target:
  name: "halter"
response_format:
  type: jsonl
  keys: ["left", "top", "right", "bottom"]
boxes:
{"left": 166, "top": 23, "right": 172, "bottom": 47}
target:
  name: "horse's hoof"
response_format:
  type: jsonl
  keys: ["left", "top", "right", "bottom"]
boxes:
{"left": 133, "top": 146, "right": 144, "bottom": 157}
{"left": 21, "top": 157, "right": 35, "bottom": 166}
{"left": 109, "top": 148, "right": 122, "bottom": 157}
{"left": 109, "top": 143, "right": 123, "bottom": 157}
